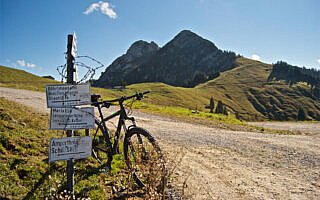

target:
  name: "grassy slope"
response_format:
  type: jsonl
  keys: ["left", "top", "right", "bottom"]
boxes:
{"left": 0, "top": 97, "right": 131, "bottom": 199}
{"left": 0, "top": 65, "right": 242, "bottom": 125}
{"left": 0, "top": 66, "right": 132, "bottom": 199}
{"left": 117, "top": 57, "right": 271, "bottom": 121}
{"left": 198, "top": 57, "right": 320, "bottom": 120}
{"left": 2, "top": 60, "right": 319, "bottom": 122}
{"left": 123, "top": 57, "right": 320, "bottom": 121}
{"left": 197, "top": 57, "right": 272, "bottom": 120}
{"left": 0, "top": 65, "right": 58, "bottom": 91}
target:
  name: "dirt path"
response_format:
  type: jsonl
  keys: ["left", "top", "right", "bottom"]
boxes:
{"left": 248, "top": 121, "right": 320, "bottom": 135}
{"left": 1, "top": 87, "right": 319, "bottom": 200}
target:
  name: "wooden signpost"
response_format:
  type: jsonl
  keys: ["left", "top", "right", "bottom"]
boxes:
{"left": 49, "top": 136, "right": 92, "bottom": 162}
{"left": 46, "top": 34, "right": 93, "bottom": 198}
{"left": 46, "top": 84, "right": 91, "bottom": 108}
{"left": 49, "top": 107, "right": 95, "bottom": 130}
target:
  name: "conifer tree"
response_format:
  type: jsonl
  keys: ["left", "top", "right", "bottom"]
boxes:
{"left": 297, "top": 108, "right": 306, "bottom": 121}
{"left": 209, "top": 97, "right": 214, "bottom": 113}
{"left": 222, "top": 106, "right": 228, "bottom": 115}
{"left": 215, "top": 100, "right": 224, "bottom": 114}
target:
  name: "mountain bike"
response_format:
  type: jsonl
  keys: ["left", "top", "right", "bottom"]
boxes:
{"left": 90, "top": 91, "right": 166, "bottom": 192}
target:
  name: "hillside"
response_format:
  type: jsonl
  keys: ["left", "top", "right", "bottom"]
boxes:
{"left": 0, "top": 96, "right": 151, "bottom": 199}
{"left": 197, "top": 57, "right": 320, "bottom": 120}
{"left": 121, "top": 57, "right": 320, "bottom": 121}
{"left": 0, "top": 65, "right": 57, "bottom": 91}
{"left": 2, "top": 61, "right": 320, "bottom": 121}
{"left": 0, "top": 65, "right": 244, "bottom": 127}
{"left": 268, "top": 61, "right": 320, "bottom": 99}
{"left": 94, "top": 30, "right": 237, "bottom": 88}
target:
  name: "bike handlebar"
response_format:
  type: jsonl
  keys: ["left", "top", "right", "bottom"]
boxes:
{"left": 91, "top": 91, "right": 150, "bottom": 107}
{"left": 124, "top": 91, "right": 150, "bottom": 101}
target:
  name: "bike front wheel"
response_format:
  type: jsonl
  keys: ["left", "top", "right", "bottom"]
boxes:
{"left": 123, "top": 127, "right": 166, "bottom": 194}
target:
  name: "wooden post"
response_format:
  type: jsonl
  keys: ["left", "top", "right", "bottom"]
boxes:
{"left": 66, "top": 34, "right": 75, "bottom": 197}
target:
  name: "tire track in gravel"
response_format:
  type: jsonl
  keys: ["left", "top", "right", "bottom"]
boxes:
{"left": 1, "top": 87, "right": 319, "bottom": 200}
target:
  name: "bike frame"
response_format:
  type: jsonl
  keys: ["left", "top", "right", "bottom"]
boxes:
{"left": 94, "top": 99, "right": 136, "bottom": 155}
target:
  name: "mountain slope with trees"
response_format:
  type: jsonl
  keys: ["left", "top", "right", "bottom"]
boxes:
{"left": 95, "top": 56, "right": 320, "bottom": 121}
{"left": 196, "top": 57, "right": 320, "bottom": 120}
{"left": 94, "top": 30, "right": 237, "bottom": 88}
{"left": 268, "top": 61, "right": 320, "bottom": 99}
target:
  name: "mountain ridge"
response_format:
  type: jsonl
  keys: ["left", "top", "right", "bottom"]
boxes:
{"left": 94, "top": 30, "right": 237, "bottom": 88}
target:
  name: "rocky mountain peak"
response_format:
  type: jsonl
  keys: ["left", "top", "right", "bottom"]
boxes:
{"left": 126, "top": 40, "right": 159, "bottom": 60}
{"left": 166, "top": 30, "right": 217, "bottom": 50}
{"left": 95, "top": 30, "right": 236, "bottom": 88}
{"left": 175, "top": 30, "right": 198, "bottom": 39}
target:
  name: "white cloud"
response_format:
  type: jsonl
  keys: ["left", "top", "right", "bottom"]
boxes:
{"left": 317, "top": 58, "right": 320, "bottom": 64}
{"left": 83, "top": 1, "right": 117, "bottom": 19}
{"left": 16, "top": 59, "right": 36, "bottom": 68}
{"left": 251, "top": 54, "right": 261, "bottom": 61}
{"left": 83, "top": 2, "right": 100, "bottom": 15}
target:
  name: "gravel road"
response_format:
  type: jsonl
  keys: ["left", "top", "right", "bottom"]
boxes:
{"left": 249, "top": 121, "right": 320, "bottom": 135}
{"left": 1, "top": 87, "right": 319, "bottom": 200}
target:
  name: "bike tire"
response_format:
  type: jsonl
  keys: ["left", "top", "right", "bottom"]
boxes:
{"left": 91, "top": 121, "right": 112, "bottom": 168}
{"left": 123, "top": 127, "right": 166, "bottom": 194}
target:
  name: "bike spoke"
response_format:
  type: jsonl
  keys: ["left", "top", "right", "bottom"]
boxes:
{"left": 124, "top": 128, "right": 166, "bottom": 195}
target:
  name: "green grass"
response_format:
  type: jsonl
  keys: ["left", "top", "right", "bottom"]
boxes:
{"left": 133, "top": 101, "right": 243, "bottom": 126}
{"left": 0, "top": 97, "right": 129, "bottom": 199}
{"left": 0, "top": 65, "right": 244, "bottom": 126}
{"left": 0, "top": 97, "right": 57, "bottom": 199}
{"left": 196, "top": 57, "right": 320, "bottom": 121}
{"left": 91, "top": 86, "right": 247, "bottom": 131}
{"left": 0, "top": 65, "right": 58, "bottom": 92}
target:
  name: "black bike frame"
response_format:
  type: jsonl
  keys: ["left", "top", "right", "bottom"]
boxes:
{"left": 95, "top": 100, "right": 136, "bottom": 155}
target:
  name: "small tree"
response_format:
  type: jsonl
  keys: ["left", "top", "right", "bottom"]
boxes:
{"left": 297, "top": 108, "right": 306, "bottom": 121}
{"left": 222, "top": 106, "right": 228, "bottom": 115}
{"left": 190, "top": 71, "right": 207, "bottom": 87}
{"left": 235, "top": 111, "right": 240, "bottom": 120}
{"left": 215, "top": 100, "right": 224, "bottom": 114}
{"left": 209, "top": 97, "right": 214, "bottom": 113}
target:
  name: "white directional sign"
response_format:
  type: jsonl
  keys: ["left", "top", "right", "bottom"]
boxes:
{"left": 46, "top": 84, "right": 91, "bottom": 108}
{"left": 49, "top": 136, "right": 92, "bottom": 162}
{"left": 71, "top": 32, "right": 77, "bottom": 58}
{"left": 50, "top": 107, "right": 95, "bottom": 130}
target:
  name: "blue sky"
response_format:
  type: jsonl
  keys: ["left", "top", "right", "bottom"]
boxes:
{"left": 1, "top": 0, "right": 319, "bottom": 80}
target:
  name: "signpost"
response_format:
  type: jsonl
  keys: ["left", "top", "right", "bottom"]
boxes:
{"left": 50, "top": 107, "right": 95, "bottom": 130}
{"left": 49, "top": 136, "right": 92, "bottom": 162}
{"left": 46, "top": 84, "right": 91, "bottom": 108}
{"left": 46, "top": 34, "right": 93, "bottom": 198}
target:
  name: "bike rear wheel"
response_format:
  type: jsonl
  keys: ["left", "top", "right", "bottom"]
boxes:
{"left": 91, "top": 121, "right": 112, "bottom": 170}
{"left": 123, "top": 127, "right": 166, "bottom": 194}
